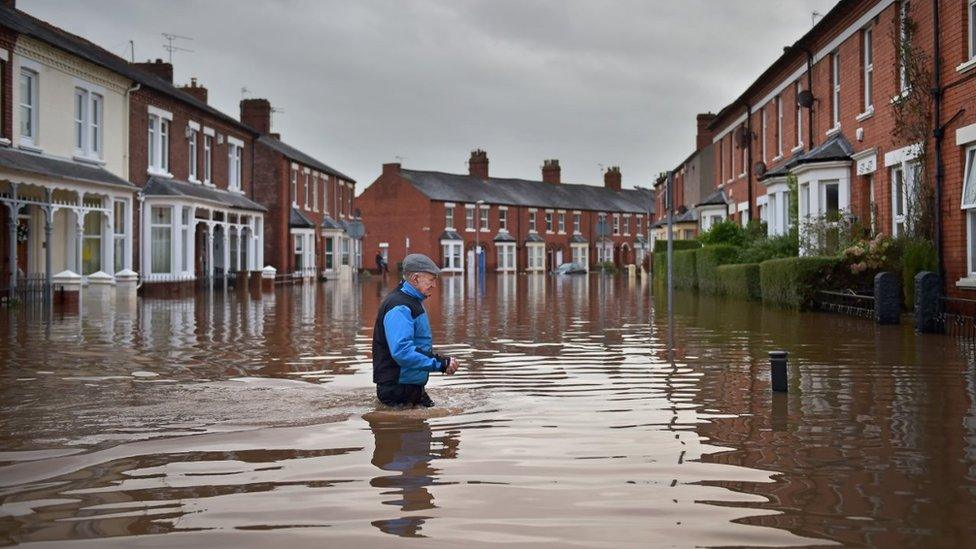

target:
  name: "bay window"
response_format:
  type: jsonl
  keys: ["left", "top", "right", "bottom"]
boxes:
{"left": 180, "top": 207, "right": 191, "bottom": 273}
{"left": 113, "top": 201, "right": 126, "bottom": 272}
{"left": 150, "top": 206, "right": 172, "bottom": 274}
{"left": 527, "top": 244, "right": 544, "bottom": 271}
{"left": 82, "top": 212, "right": 102, "bottom": 275}
{"left": 966, "top": 145, "right": 976, "bottom": 277}
{"left": 441, "top": 240, "right": 463, "bottom": 271}
{"left": 496, "top": 243, "right": 516, "bottom": 272}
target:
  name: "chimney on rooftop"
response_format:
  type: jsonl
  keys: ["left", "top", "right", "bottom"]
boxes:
{"left": 542, "top": 159, "right": 561, "bottom": 185}
{"left": 604, "top": 166, "right": 622, "bottom": 191}
{"left": 696, "top": 112, "right": 717, "bottom": 151}
{"left": 383, "top": 163, "right": 401, "bottom": 176}
{"left": 132, "top": 58, "right": 173, "bottom": 83}
{"left": 240, "top": 98, "right": 272, "bottom": 135}
{"left": 179, "top": 77, "right": 208, "bottom": 104}
{"left": 468, "top": 149, "right": 489, "bottom": 179}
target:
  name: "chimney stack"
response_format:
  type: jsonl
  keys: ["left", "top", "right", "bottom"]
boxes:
{"left": 179, "top": 77, "right": 208, "bottom": 104}
{"left": 604, "top": 166, "right": 622, "bottom": 191}
{"left": 240, "top": 98, "right": 272, "bottom": 135}
{"left": 696, "top": 112, "right": 717, "bottom": 151}
{"left": 132, "top": 58, "right": 173, "bottom": 83}
{"left": 468, "top": 149, "right": 489, "bottom": 179}
{"left": 542, "top": 159, "right": 561, "bottom": 185}
{"left": 383, "top": 163, "right": 401, "bottom": 176}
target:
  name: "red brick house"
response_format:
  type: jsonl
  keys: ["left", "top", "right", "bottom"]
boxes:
{"left": 651, "top": 113, "right": 717, "bottom": 242}
{"left": 127, "top": 61, "right": 266, "bottom": 293}
{"left": 241, "top": 98, "right": 359, "bottom": 280}
{"left": 702, "top": 0, "right": 976, "bottom": 299}
{"left": 358, "top": 150, "right": 653, "bottom": 274}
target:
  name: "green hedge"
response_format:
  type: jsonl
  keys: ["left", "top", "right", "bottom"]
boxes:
{"left": 653, "top": 239, "right": 702, "bottom": 253}
{"left": 760, "top": 256, "right": 839, "bottom": 309}
{"left": 717, "top": 263, "right": 762, "bottom": 301}
{"left": 653, "top": 249, "right": 699, "bottom": 288}
{"left": 696, "top": 245, "right": 740, "bottom": 294}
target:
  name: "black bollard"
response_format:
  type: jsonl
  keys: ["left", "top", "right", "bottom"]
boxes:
{"left": 769, "top": 350, "right": 788, "bottom": 393}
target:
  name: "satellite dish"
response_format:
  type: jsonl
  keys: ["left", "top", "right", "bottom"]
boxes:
{"left": 345, "top": 219, "right": 365, "bottom": 239}
{"left": 753, "top": 161, "right": 768, "bottom": 178}
{"left": 797, "top": 89, "right": 815, "bottom": 109}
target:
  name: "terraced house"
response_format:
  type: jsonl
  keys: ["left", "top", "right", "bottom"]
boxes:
{"left": 358, "top": 150, "right": 652, "bottom": 274}
{"left": 242, "top": 98, "right": 361, "bottom": 281}
{"left": 127, "top": 61, "right": 266, "bottom": 294}
{"left": 0, "top": 2, "right": 137, "bottom": 299}
{"left": 696, "top": 0, "right": 976, "bottom": 299}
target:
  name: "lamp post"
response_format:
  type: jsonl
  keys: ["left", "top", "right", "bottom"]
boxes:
{"left": 475, "top": 199, "right": 484, "bottom": 276}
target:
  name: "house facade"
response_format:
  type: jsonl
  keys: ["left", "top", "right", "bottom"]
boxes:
{"left": 652, "top": 113, "right": 717, "bottom": 241}
{"left": 243, "top": 99, "right": 360, "bottom": 281}
{"left": 358, "top": 150, "right": 653, "bottom": 274}
{"left": 703, "top": 0, "right": 976, "bottom": 298}
{"left": 0, "top": 4, "right": 137, "bottom": 299}
{"left": 127, "top": 62, "right": 266, "bottom": 293}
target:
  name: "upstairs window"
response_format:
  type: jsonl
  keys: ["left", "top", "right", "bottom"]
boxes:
{"left": 831, "top": 52, "right": 841, "bottom": 127}
{"left": 445, "top": 205, "right": 454, "bottom": 228}
{"left": 479, "top": 205, "right": 489, "bottom": 231}
{"left": 499, "top": 208, "right": 507, "bottom": 231}
{"left": 573, "top": 213, "right": 581, "bottom": 233}
{"left": 794, "top": 80, "right": 803, "bottom": 148}
{"left": 19, "top": 68, "right": 37, "bottom": 145}
{"left": 557, "top": 212, "right": 565, "bottom": 232}
{"left": 969, "top": 0, "right": 976, "bottom": 61}
{"left": 898, "top": 1, "right": 910, "bottom": 93}
{"left": 203, "top": 134, "right": 213, "bottom": 184}
{"left": 863, "top": 27, "right": 874, "bottom": 111}
{"left": 227, "top": 140, "right": 243, "bottom": 191}
{"left": 465, "top": 205, "right": 475, "bottom": 230}
{"left": 188, "top": 130, "right": 198, "bottom": 181}
{"left": 775, "top": 94, "right": 783, "bottom": 156}
{"left": 312, "top": 175, "right": 318, "bottom": 211}
{"left": 529, "top": 210, "right": 537, "bottom": 232}
{"left": 147, "top": 111, "right": 170, "bottom": 175}
{"left": 613, "top": 214, "right": 620, "bottom": 235}
{"left": 545, "top": 212, "right": 553, "bottom": 232}
{"left": 304, "top": 172, "right": 310, "bottom": 207}
{"left": 290, "top": 168, "right": 298, "bottom": 205}
{"left": 75, "top": 88, "right": 103, "bottom": 157}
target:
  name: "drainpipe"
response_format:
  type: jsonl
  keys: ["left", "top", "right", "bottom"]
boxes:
{"left": 931, "top": 0, "right": 943, "bottom": 284}
{"left": 801, "top": 47, "right": 814, "bottom": 150}
{"left": 741, "top": 101, "right": 754, "bottom": 221}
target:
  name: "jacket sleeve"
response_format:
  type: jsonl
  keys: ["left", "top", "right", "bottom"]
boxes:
{"left": 383, "top": 305, "right": 445, "bottom": 373}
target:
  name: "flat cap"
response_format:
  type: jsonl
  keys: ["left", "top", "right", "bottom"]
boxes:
{"left": 402, "top": 253, "right": 441, "bottom": 275}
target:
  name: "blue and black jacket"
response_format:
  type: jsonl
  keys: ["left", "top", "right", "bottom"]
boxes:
{"left": 372, "top": 281, "right": 448, "bottom": 386}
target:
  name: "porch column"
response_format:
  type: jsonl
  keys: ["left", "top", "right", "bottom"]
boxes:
{"left": 5, "top": 196, "right": 20, "bottom": 299}
{"left": 187, "top": 207, "right": 196, "bottom": 277}
{"left": 205, "top": 222, "right": 215, "bottom": 279}
{"left": 222, "top": 223, "right": 230, "bottom": 275}
{"left": 102, "top": 203, "right": 114, "bottom": 276}
{"left": 43, "top": 189, "right": 54, "bottom": 305}
{"left": 74, "top": 210, "right": 85, "bottom": 275}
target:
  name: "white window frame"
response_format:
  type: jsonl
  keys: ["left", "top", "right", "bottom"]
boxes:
{"left": 557, "top": 211, "right": 565, "bottom": 233}
{"left": 740, "top": 125, "right": 747, "bottom": 176}
{"left": 19, "top": 68, "right": 38, "bottom": 147}
{"left": 479, "top": 204, "right": 489, "bottom": 232}
{"left": 113, "top": 199, "right": 127, "bottom": 273}
{"left": 465, "top": 204, "right": 475, "bottom": 232}
{"left": 441, "top": 240, "right": 464, "bottom": 272}
{"left": 969, "top": 0, "right": 976, "bottom": 62}
{"left": 528, "top": 210, "right": 537, "bottom": 233}
{"left": 775, "top": 94, "right": 783, "bottom": 157}
{"left": 863, "top": 27, "right": 874, "bottom": 112}
{"left": 188, "top": 129, "right": 198, "bottom": 181}
{"left": 527, "top": 243, "right": 545, "bottom": 272}
{"left": 147, "top": 108, "right": 172, "bottom": 176}
{"left": 613, "top": 214, "right": 620, "bottom": 235}
{"left": 203, "top": 133, "right": 213, "bottom": 185}
{"left": 573, "top": 212, "right": 581, "bottom": 234}
{"left": 761, "top": 106, "right": 767, "bottom": 162}
{"left": 498, "top": 207, "right": 507, "bottom": 232}
{"left": 311, "top": 174, "right": 319, "bottom": 211}
{"left": 899, "top": 0, "right": 910, "bottom": 94}
{"left": 227, "top": 137, "right": 243, "bottom": 192}
{"left": 290, "top": 168, "right": 298, "bottom": 207}
{"left": 496, "top": 242, "right": 516, "bottom": 272}
{"left": 149, "top": 205, "right": 173, "bottom": 275}
{"left": 831, "top": 52, "right": 841, "bottom": 129}
{"left": 303, "top": 171, "right": 310, "bottom": 208}
{"left": 445, "top": 204, "right": 454, "bottom": 229}
{"left": 545, "top": 211, "right": 553, "bottom": 233}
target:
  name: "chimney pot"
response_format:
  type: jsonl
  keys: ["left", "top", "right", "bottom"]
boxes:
{"left": 604, "top": 166, "right": 622, "bottom": 191}
{"left": 542, "top": 159, "right": 561, "bottom": 185}
{"left": 468, "top": 148, "right": 489, "bottom": 179}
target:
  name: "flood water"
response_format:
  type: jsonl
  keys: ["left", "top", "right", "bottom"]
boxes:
{"left": 1, "top": 274, "right": 975, "bottom": 547}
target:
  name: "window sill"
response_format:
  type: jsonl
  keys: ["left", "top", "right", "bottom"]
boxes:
{"left": 791, "top": 144, "right": 804, "bottom": 154}
{"left": 73, "top": 154, "right": 105, "bottom": 166}
{"left": 772, "top": 155, "right": 783, "bottom": 162}
{"left": 465, "top": 228, "right": 475, "bottom": 233}
{"left": 890, "top": 89, "right": 910, "bottom": 105}
{"left": 738, "top": 173, "right": 747, "bottom": 179}
{"left": 825, "top": 124, "right": 841, "bottom": 138}
{"left": 188, "top": 177, "right": 201, "bottom": 184}
{"left": 18, "top": 143, "right": 43, "bottom": 154}
{"left": 956, "top": 277, "right": 976, "bottom": 289}
{"left": 204, "top": 182, "right": 216, "bottom": 188}
{"left": 0, "top": 138, "right": 11, "bottom": 147}
{"left": 147, "top": 168, "right": 173, "bottom": 179}
{"left": 956, "top": 57, "right": 976, "bottom": 74}
{"left": 856, "top": 107, "right": 875, "bottom": 122}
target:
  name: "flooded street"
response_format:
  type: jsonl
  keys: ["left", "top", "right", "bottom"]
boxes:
{"left": 1, "top": 275, "right": 975, "bottom": 547}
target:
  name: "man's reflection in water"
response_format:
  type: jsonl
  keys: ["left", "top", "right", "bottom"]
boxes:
{"left": 366, "top": 413, "right": 459, "bottom": 538}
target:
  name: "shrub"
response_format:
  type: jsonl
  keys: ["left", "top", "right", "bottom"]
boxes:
{"left": 698, "top": 220, "right": 747, "bottom": 247}
{"left": 696, "top": 245, "right": 740, "bottom": 294}
{"left": 899, "top": 238, "right": 936, "bottom": 309}
{"left": 673, "top": 249, "right": 699, "bottom": 289}
{"left": 737, "top": 233, "right": 799, "bottom": 264}
{"left": 653, "top": 239, "right": 702, "bottom": 253}
{"left": 717, "top": 263, "right": 762, "bottom": 301}
{"left": 760, "top": 256, "right": 839, "bottom": 309}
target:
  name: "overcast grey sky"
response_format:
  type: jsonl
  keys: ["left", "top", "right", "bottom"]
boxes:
{"left": 27, "top": 0, "right": 835, "bottom": 191}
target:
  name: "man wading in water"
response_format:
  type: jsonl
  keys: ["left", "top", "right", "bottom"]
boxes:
{"left": 372, "top": 253, "right": 459, "bottom": 407}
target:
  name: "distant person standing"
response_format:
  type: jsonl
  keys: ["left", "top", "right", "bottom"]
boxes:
{"left": 375, "top": 250, "right": 388, "bottom": 277}
{"left": 372, "top": 254, "right": 459, "bottom": 407}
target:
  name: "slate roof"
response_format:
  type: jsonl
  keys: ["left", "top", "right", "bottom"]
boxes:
{"left": 143, "top": 177, "right": 266, "bottom": 211}
{"left": 0, "top": 6, "right": 256, "bottom": 135}
{"left": 0, "top": 147, "right": 134, "bottom": 190}
{"left": 289, "top": 208, "right": 314, "bottom": 228}
{"left": 695, "top": 189, "right": 728, "bottom": 208}
{"left": 650, "top": 208, "right": 698, "bottom": 228}
{"left": 399, "top": 169, "right": 653, "bottom": 214}
{"left": 440, "top": 229, "right": 463, "bottom": 241}
{"left": 524, "top": 233, "right": 545, "bottom": 243}
{"left": 570, "top": 234, "right": 588, "bottom": 243}
{"left": 761, "top": 133, "right": 853, "bottom": 181}
{"left": 257, "top": 136, "right": 355, "bottom": 183}
{"left": 321, "top": 215, "right": 344, "bottom": 230}
{"left": 493, "top": 232, "right": 516, "bottom": 242}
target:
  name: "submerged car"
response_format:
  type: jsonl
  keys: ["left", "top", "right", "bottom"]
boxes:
{"left": 554, "top": 262, "right": 588, "bottom": 275}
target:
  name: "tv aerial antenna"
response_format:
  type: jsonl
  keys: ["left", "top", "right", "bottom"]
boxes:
{"left": 162, "top": 33, "right": 194, "bottom": 63}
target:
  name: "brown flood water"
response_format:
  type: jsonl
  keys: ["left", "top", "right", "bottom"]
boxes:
{"left": 0, "top": 274, "right": 974, "bottom": 547}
